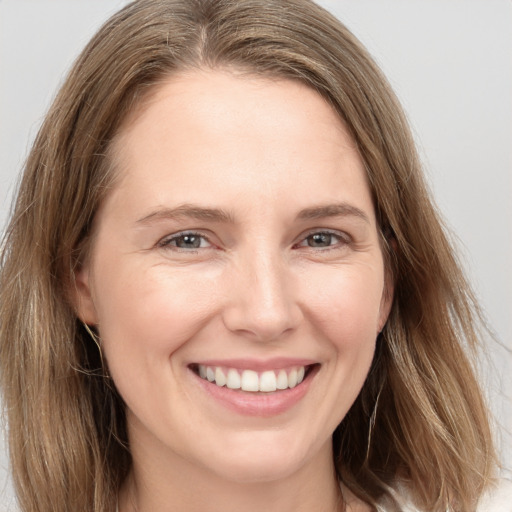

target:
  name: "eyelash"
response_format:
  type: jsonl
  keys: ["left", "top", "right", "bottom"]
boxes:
{"left": 158, "top": 229, "right": 351, "bottom": 253}
{"left": 158, "top": 231, "right": 212, "bottom": 251}
{"left": 293, "top": 230, "right": 351, "bottom": 250}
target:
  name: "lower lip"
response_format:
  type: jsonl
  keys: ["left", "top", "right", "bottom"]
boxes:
{"left": 191, "top": 366, "right": 317, "bottom": 417}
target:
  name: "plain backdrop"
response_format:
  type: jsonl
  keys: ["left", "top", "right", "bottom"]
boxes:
{"left": 1, "top": 0, "right": 511, "bottom": 507}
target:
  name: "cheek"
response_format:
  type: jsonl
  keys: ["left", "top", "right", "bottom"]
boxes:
{"left": 300, "top": 262, "right": 385, "bottom": 346}
{"left": 91, "top": 262, "right": 220, "bottom": 373}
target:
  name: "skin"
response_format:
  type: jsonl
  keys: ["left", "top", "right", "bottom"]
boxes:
{"left": 74, "top": 69, "right": 391, "bottom": 512}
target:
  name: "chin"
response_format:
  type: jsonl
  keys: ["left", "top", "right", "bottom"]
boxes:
{"left": 209, "top": 454, "right": 304, "bottom": 485}
{"left": 197, "top": 430, "right": 322, "bottom": 484}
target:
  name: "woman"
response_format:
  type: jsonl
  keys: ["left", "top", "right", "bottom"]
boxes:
{"left": 0, "top": 1, "right": 505, "bottom": 511}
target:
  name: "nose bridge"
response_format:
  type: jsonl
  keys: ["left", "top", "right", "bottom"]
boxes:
{"left": 222, "top": 243, "right": 301, "bottom": 341}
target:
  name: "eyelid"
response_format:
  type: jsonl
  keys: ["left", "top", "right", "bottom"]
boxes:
{"left": 157, "top": 230, "right": 213, "bottom": 249}
{"left": 294, "top": 228, "right": 352, "bottom": 248}
{"left": 156, "top": 228, "right": 352, "bottom": 252}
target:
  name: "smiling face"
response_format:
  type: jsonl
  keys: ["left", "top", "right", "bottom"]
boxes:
{"left": 74, "top": 69, "right": 392, "bottom": 487}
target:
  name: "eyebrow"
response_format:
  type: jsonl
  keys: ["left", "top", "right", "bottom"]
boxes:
{"left": 136, "top": 204, "right": 235, "bottom": 225}
{"left": 297, "top": 203, "right": 370, "bottom": 224}
{"left": 136, "top": 202, "right": 370, "bottom": 226}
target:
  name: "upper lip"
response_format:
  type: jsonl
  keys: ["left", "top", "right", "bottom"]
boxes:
{"left": 189, "top": 357, "right": 317, "bottom": 371}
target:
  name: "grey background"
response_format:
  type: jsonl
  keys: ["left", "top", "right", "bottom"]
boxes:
{"left": 1, "top": 0, "right": 511, "bottom": 507}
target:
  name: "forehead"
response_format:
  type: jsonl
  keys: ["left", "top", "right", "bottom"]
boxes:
{"left": 105, "top": 68, "right": 373, "bottom": 224}
{"left": 113, "top": 67, "right": 355, "bottom": 162}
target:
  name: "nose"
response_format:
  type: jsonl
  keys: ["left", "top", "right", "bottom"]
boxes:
{"left": 221, "top": 248, "right": 303, "bottom": 342}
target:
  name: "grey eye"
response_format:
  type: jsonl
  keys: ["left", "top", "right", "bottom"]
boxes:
{"left": 306, "top": 233, "right": 334, "bottom": 247}
{"left": 174, "top": 234, "right": 203, "bottom": 249}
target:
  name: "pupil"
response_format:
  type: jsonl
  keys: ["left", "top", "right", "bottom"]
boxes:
{"left": 178, "top": 235, "right": 200, "bottom": 248}
{"left": 309, "top": 233, "right": 331, "bottom": 247}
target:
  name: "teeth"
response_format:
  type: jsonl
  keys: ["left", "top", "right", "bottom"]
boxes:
{"left": 288, "top": 368, "right": 298, "bottom": 388}
{"left": 259, "top": 371, "right": 277, "bottom": 392}
{"left": 215, "top": 367, "right": 226, "bottom": 387}
{"left": 241, "top": 370, "right": 259, "bottom": 392}
{"left": 226, "top": 368, "right": 241, "bottom": 389}
{"left": 276, "top": 369, "right": 288, "bottom": 390}
{"left": 196, "top": 364, "right": 309, "bottom": 392}
{"left": 297, "top": 366, "right": 305, "bottom": 384}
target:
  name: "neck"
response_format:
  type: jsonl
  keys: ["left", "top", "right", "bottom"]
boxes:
{"left": 119, "top": 433, "right": 342, "bottom": 512}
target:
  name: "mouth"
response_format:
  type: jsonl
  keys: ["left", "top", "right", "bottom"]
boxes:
{"left": 189, "top": 363, "right": 317, "bottom": 393}
{"left": 187, "top": 359, "right": 320, "bottom": 416}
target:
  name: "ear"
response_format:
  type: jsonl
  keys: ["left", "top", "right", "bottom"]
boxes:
{"left": 70, "top": 263, "right": 98, "bottom": 325}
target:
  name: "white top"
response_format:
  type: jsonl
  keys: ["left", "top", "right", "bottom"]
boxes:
{"left": 379, "top": 479, "right": 512, "bottom": 512}
{"left": 476, "top": 480, "right": 512, "bottom": 512}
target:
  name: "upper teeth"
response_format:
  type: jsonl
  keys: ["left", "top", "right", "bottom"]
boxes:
{"left": 198, "top": 365, "right": 306, "bottom": 392}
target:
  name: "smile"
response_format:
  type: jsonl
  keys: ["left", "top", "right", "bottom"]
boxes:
{"left": 196, "top": 365, "right": 307, "bottom": 392}
{"left": 189, "top": 360, "right": 319, "bottom": 416}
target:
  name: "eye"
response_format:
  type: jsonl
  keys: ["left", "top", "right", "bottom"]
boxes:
{"left": 159, "top": 232, "right": 211, "bottom": 250}
{"left": 294, "top": 230, "right": 349, "bottom": 249}
{"left": 306, "top": 232, "right": 335, "bottom": 248}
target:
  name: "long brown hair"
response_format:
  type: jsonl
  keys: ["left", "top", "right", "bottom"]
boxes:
{"left": 0, "top": 1, "right": 496, "bottom": 511}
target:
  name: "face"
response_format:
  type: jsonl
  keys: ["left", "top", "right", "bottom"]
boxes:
{"left": 75, "top": 69, "right": 392, "bottom": 484}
